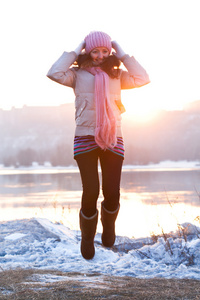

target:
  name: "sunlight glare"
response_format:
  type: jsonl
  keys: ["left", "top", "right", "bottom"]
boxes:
{"left": 123, "top": 97, "right": 159, "bottom": 123}
{"left": 115, "top": 192, "right": 200, "bottom": 239}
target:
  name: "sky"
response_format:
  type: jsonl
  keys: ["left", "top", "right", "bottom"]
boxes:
{"left": 0, "top": 0, "right": 200, "bottom": 116}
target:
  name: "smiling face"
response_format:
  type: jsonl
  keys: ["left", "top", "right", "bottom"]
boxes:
{"left": 90, "top": 47, "right": 110, "bottom": 65}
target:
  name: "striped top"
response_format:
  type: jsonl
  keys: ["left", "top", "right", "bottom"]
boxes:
{"left": 74, "top": 136, "right": 124, "bottom": 158}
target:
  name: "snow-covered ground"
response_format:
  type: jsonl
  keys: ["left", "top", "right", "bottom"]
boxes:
{"left": 1, "top": 218, "right": 200, "bottom": 279}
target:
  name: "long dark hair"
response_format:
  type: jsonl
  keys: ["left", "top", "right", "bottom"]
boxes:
{"left": 74, "top": 53, "right": 121, "bottom": 78}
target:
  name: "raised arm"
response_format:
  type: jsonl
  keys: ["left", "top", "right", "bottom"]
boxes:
{"left": 112, "top": 41, "right": 150, "bottom": 89}
{"left": 46, "top": 41, "right": 85, "bottom": 87}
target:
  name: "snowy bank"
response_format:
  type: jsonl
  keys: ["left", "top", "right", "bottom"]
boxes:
{"left": 0, "top": 160, "right": 200, "bottom": 175}
{"left": 0, "top": 218, "right": 200, "bottom": 279}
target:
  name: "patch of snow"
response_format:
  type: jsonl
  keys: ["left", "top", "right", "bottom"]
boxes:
{"left": 0, "top": 287, "right": 13, "bottom": 296}
{"left": 28, "top": 273, "right": 106, "bottom": 284}
{"left": 32, "top": 162, "right": 39, "bottom": 167}
{"left": 0, "top": 218, "right": 200, "bottom": 279}
{"left": 5, "top": 233, "right": 27, "bottom": 241}
{"left": 123, "top": 160, "right": 200, "bottom": 171}
{"left": 43, "top": 161, "right": 52, "bottom": 168}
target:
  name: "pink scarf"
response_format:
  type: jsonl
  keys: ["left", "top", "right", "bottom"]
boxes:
{"left": 85, "top": 67, "right": 117, "bottom": 150}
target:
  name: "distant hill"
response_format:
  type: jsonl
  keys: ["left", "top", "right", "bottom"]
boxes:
{"left": 0, "top": 102, "right": 200, "bottom": 167}
{"left": 184, "top": 100, "right": 200, "bottom": 113}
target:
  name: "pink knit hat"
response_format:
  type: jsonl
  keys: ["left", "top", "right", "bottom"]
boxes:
{"left": 84, "top": 31, "right": 112, "bottom": 54}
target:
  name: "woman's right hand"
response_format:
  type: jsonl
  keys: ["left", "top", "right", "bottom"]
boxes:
{"left": 74, "top": 41, "right": 86, "bottom": 56}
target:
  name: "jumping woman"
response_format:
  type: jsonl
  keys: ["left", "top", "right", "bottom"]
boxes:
{"left": 47, "top": 31, "right": 150, "bottom": 259}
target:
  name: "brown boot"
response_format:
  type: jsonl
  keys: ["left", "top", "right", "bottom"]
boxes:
{"left": 79, "top": 210, "right": 98, "bottom": 260}
{"left": 101, "top": 203, "right": 120, "bottom": 248}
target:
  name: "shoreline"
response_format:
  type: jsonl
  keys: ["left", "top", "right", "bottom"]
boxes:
{"left": 0, "top": 160, "right": 200, "bottom": 175}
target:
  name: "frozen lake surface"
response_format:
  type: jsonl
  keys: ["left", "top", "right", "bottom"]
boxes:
{"left": 0, "top": 160, "right": 200, "bottom": 238}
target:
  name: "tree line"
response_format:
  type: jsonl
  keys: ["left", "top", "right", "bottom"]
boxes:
{"left": 0, "top": 103, "right": 200, "bottom": 167}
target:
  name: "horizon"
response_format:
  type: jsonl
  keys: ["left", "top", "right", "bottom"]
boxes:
{"left": 1, "top": 98, "right": 200, "bottom": 124}
{"left": 1, "top": 98, "right": 199, "bottom": 113}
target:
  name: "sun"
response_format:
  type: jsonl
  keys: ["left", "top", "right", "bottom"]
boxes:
{"left": 124, "top": 102, "right": 158, "bottom": 122}
{"left": 122, "top": 94, "right": 159, "bottom": 123}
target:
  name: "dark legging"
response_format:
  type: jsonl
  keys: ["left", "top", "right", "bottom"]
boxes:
{"left": 75, "top": 149, "right": 124, "bottom": 217}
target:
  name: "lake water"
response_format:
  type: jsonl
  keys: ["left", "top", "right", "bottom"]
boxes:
{"left": 0, "top": 164, "right": 200, "bottom": 238}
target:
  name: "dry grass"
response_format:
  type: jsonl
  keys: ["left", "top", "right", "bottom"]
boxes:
{"left": 0, "top": 268, "right": 200, "bottom": 299}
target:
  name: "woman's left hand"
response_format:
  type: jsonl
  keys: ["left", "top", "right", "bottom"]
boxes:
{"left": 112, "top": 41, "right": 126, "bottom": 60}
